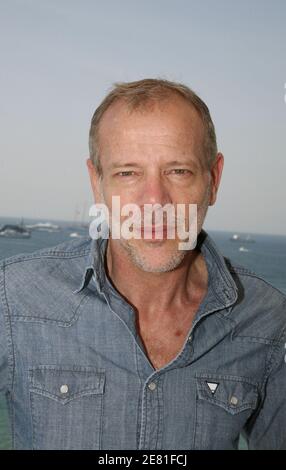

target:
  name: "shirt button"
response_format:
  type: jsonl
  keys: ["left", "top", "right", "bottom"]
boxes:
{"left": 60, "top": 384, "right": 69, "bottom": 394}
{"left": 188, "top": 335, "right": 192, "bottom": 342}
{"left": 148, "top": 382, "right": 157, "bottom": 391}
{"left": 223, "top": 289, "right": 231, "bottom": 299}
{"left": 230, "top": 395, "right": 238, "bottom": 406}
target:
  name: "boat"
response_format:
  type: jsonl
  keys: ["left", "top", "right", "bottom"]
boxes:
{"left": 230, "top": 233, "right": 240, "bottom": 241}
{"left": 239, "top": 246, "right": 249, "bottom": 252}
{"left": 26, "top": 222, "right": 60, "bottom": 232}
{"left": 0, "top": 223, "right": 31, "bottom": 238}
{"left": 69, "top": 232, "right": 83, "bottom": 238}
{"left": 230, "top": 233, "right": 255, "bottom": 243}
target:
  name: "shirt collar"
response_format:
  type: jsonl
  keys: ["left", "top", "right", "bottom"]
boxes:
{"left": 73, "top": 235, "right": 108, "bottom": 294}
{"left": 198, "top": 229, "right": 238, "bottom": 309}
{"left": 74, "top": 229, "right": 238, "bottom": 309}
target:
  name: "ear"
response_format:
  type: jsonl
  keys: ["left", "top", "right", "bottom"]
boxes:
{"left": 86, "top": 158, "right": 102, "bottom": 202}
{"left": 209, "top": 153, "right": 224, "bottom": 206}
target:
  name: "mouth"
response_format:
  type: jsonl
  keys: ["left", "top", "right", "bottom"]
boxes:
{"left": 133, "top": 225, "right": 174, "bottom": 240}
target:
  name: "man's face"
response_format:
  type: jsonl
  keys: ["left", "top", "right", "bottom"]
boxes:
{"left": 88, "top": 96, "right": 223, "bottom": 272}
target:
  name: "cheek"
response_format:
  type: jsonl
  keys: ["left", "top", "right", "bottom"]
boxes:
{"left": 189, "top": 177, "right": 211, "bottom": 201}
{"left": 178, "top": 187, "right": 206, "bottom": 205}
{"left": 114, "top": 192, "right": 143, "bottom": 212}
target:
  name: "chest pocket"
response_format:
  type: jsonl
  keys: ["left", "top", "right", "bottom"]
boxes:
{"left": 29, "top": 366, "right": 105, "bottom": 450}
{"left": 194, "top": 373, "right": 259, "bottom": 450}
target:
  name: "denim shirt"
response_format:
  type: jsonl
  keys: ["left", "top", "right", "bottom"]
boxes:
{"left": 0, "top": 229, "right": 285, "bottom": 450}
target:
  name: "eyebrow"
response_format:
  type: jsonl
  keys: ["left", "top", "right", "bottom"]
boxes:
{"left": 164, "top": 160, "right": 199, "bottom": 168}
{"left": 109, "top": 159, "right": 199, "bottom": 170}
{"left": 109, "top": 162, "right": 141, "bottom": 169}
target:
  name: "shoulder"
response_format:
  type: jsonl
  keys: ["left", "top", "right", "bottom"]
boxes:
{"left": 0, "top": 237, "right": 93, "bottom": 323}
{"left": 224, "top": 257, "right": 286, "bottom": 344}
{"left": 1, "top": 237, "right": 92, "bottom": 267}
{"left": 0, "top": 236, "right": 92, "bottom": 285}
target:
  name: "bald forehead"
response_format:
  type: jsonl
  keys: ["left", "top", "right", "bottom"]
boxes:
{"left": 97, "top": 95, "right": 205, "bottom": 147}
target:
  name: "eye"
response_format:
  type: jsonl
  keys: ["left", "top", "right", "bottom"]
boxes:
{"left": 170, "top": 169, "right": 192, "bottom": 175}
{"left": 116, "top": 171, "right": 136, "bottom": 177}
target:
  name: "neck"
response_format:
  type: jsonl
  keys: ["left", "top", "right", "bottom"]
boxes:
{"left": 104, "top": 239, "right": 208, "bottom": 315}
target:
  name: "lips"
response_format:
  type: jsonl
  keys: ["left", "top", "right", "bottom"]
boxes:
{"left": 134, "top": 225, "right": 173, "bottom": 239}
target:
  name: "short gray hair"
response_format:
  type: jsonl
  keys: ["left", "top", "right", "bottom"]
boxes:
{"left": 89, "top": 78, "right": 217, "bottom": 174}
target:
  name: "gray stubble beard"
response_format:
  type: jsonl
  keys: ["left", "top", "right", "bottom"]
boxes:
{"left": 116, "top": 186, "right": 211, "bottom": 273}
{"left": 99, "top": 180, "right": 211, "bottom": 273}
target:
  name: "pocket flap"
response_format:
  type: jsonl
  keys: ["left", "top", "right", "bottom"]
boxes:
{"left": 196, "top": 373, "right": 258, "bottom": 415}
{"left": 29, "top": 365, "right": 105, "bottom": 403}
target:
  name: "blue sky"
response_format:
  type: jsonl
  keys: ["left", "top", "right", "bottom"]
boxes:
{"left": 1, "top": 0, "right": 286, "bottom": 234}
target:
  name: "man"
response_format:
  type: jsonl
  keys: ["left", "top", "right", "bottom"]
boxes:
{"left": 0, "top": 79, "right": 285, "bottom": 450}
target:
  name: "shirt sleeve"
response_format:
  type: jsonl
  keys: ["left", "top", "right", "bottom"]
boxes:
{"left": 244, "top": 330, "right": 286, "bottom": 450}
{"left": 0, "top": 264, "right": 10, "bottom": 393}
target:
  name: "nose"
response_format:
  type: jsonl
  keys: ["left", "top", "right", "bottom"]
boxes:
{"left": 140, "top": 173, "right": 172, "bottom": 207}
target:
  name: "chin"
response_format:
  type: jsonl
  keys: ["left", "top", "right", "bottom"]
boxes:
{"left": 120, "top": 238, "right": 187, "bottom": 273}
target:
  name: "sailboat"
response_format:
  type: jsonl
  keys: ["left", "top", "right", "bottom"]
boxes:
{"left": 0, "top": 218, "right": 31, "bottom": 238}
